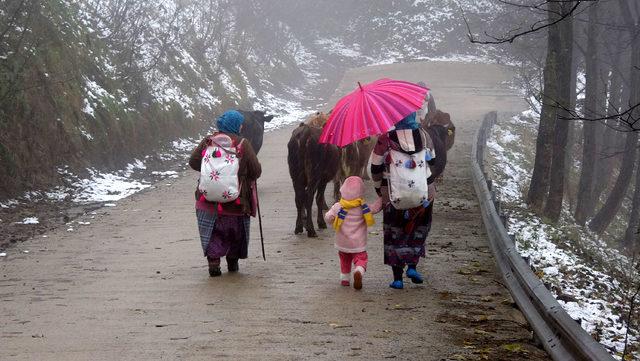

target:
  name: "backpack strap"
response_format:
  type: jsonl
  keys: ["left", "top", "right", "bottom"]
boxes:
{"left": 236, "top": 138, "right": 246, "bottom": 157}
{"left": 418, "top": 128, "right": 433, "bottom": 150}
{"left": 419, "top": 128, "right": 436, "bottom": 160}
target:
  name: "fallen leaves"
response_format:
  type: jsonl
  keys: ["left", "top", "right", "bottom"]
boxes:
{"left": 457, "top": 266, "right": 489, "bottom": 276}
{"left": 502, "top": 343, "right": 526, "bottom": 354}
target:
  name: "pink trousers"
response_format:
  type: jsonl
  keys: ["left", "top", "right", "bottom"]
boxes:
{"left": 338, "top": 251, "right": 368, "bottom": 274}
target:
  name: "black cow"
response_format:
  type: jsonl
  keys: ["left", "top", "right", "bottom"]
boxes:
{"left": 239, "top": 110, "right": 274, "bottom": 154}
{"left": 287, "top": 112, "right": 340, "bottom": 237}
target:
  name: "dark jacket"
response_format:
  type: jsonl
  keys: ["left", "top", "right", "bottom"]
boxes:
{"left": 189, "top": 132, "right": 262, "bottom": 215}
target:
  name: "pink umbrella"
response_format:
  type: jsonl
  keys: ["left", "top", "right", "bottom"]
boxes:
{"left": 319, "top": 78, "right": 429, "bottom": 147}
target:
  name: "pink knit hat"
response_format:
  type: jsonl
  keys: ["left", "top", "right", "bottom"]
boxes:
{"left": 340, "top": 176, "right": 366, "bottom": 200}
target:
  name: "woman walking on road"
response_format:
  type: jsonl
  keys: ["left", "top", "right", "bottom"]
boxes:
{"left": 370, "top": 112, "right": 437, "bottom": 289}
{"left": 189, "top": 110, "right": 262, "bottom": 277}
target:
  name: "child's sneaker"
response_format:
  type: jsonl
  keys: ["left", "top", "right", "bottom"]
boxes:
{"left": 341, "top": 280, "right": 350, "bottom": 287}
{"left": 406, "top": 267, "right": 424, "bottom": 284}
{"left": 353, "top": 266, "right": 365, "bottom": 290}
{"left": 389, "top": 280, "right": 403, "bottom": 289}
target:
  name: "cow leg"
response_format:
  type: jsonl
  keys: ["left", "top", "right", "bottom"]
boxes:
{"left": 317, "top": 180, "right": 329, "bottom": 211}
{"left": 293, "top": 182, "right": 305, "bottom": 235}
{"left": 361, "top": 154, "right": 371, "bottom": 180}
{"left": 361, "top": 163, "right": 371, "bottom": 180}
{"left": 305, "top": 181, "right": 319, "bottom": 238}
{"left": 316, "top": 181, "right": 329, "bottom": 229}
{"left": 333, "top": 178, "right": 341, "bottom": 202}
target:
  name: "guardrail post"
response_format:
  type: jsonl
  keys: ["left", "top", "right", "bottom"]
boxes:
{"left": 500, "top": 214, "right": 508, "bottom": 228}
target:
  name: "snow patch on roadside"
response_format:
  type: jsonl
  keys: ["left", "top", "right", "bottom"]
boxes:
{"left": 72, "top": 170, "right": 150, "bottom": 203}
{"left": 18, "top": 217, "right": 39, "bottom": 225}
{"left": 152, "top": 171, "right": 179, "bottom": 178}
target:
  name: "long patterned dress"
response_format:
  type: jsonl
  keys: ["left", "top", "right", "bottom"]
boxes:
{"left": 370, "top": 128, "right": 436, "bottom": 267}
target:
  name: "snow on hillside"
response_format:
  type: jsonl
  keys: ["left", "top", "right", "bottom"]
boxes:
{"left": 1, "top": 0, "right": 517, "bottom": 213}
{"left": 487, "top": 112, "right": 639, "bottom": 359}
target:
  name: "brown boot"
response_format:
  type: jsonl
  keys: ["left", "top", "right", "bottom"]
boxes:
{"left": 208, "top": 257, "right": 221, "bottom": 277}
{"left": 227, "top": 257, "right": 239, "bottom": 272}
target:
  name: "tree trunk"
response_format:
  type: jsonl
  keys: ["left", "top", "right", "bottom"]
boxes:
{"left": 594, "top": 51, "right": 625, "bottom": 201}
{"left": 575, "top": 3, "right": 601, "bottom": 225}
{"left": 590, "top": 132, "right": 638, "bottom": 235}
{"left": 564, "top": 36, "right": 579, "bottom": 214}
{"left": 543, "top": 2, "right": 574, "bottom": 222}
{"left": 620, "top": 24, "right": 640, "bottom": 246}
{"left": 623, "top": 156, "right": 640, "bottom": 248}
{"left": 527, "top": 5, "right": 560, "bottom": 213}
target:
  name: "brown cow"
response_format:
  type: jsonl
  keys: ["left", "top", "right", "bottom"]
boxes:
{"left": 287, "top": 113, "right": 340, "bottom": 237}
{"left": 424, "top": 109, "right": 456, "bottom": 151}
{"left": 422, "top": 109, "right": 456, "bottom": 185}
{"left": 333, "top": 137, "right": 376, "bottom": 201}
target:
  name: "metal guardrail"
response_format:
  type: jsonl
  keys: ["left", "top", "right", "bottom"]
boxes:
{"left": 471, "top": 112, "right": 616, "bottom": 361}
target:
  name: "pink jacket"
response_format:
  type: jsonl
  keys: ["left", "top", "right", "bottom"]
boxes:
{"left": 324, "top": 197, "right": 383, "bottom": 253}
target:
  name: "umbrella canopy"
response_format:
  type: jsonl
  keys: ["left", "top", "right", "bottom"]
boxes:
{"left": 319, "top": 78, "right": 429, "bottom": 147}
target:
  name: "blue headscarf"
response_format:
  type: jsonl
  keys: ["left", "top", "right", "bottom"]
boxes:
{"left": 216, "top": 110, "right": 244, "bottom": 135}
{"left": 394, "top": 112, "right": 419, "bottom": 130}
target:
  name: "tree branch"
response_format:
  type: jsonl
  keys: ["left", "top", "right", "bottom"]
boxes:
{"left": 463, "top": 1, "right": 592, "bottom": 45}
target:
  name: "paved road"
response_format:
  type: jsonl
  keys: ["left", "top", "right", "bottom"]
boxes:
{"left": 1, "top": 62, "right": 549, "bottom": 360}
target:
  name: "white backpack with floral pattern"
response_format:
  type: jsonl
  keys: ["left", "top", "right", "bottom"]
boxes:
{"left": 387, "top": 130, "right": 434, "bottom": 210}
{"left": 198, "top": 133, "right": 242, "bottom": 203}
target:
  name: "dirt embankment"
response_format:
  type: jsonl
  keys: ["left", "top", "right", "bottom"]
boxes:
{"left": 0, "top": 61, "right": 549, "bottom": 360}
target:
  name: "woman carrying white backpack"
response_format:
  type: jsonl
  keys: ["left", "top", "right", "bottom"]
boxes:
{"left": 189, "top": 110, "right": 262, "bottom": 277}
{"left": 370, "top": 112, "right": 437, "bottom": 289}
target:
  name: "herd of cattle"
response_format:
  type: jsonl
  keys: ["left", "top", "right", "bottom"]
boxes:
{"left": 236, "top": 101, "right": 456, "bottom": 238}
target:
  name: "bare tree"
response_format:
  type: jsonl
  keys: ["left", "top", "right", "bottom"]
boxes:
{"left": 526, "top": 2, "right": 565, "bottom": 212}
{"left": 574, "top": 2, "right": 605, "bottom": 225}
{"left": 463, "top": 0, "right": 588, "bottom": 45}
{"left": 542, "top": 1, "right": 576, "bottom": 221}
{"left": 465, "top": 0, "right": 640, "bottom": 130}
{"left": 590, "top": 0, "right": 640, "bottom": 236}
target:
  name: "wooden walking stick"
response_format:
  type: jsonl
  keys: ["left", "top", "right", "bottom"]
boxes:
{"left": 254, "top": 181, "right": 266, "bottom": 261}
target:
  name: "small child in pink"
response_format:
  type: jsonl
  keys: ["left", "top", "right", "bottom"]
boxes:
{"left": 324, "top": 176, "right": 382, "bottom": 290}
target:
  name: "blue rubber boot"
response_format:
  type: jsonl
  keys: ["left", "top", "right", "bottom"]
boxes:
{"left": 406, "top": 266, "right": 424, "bottom": 284}
{"left": 389, "top": 266, "right": 404, "bottom": 289}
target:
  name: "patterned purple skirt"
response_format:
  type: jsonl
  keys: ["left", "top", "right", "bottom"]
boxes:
{"left": 196, "top": 209, "right": 250, "bottom": 259}
{"left": 383, "top": 203, "right": 433, "bottom": 266}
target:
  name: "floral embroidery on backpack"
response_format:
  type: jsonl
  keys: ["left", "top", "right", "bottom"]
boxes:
{"left": 198, "top": 133, "right": 242, "bottom": 203}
